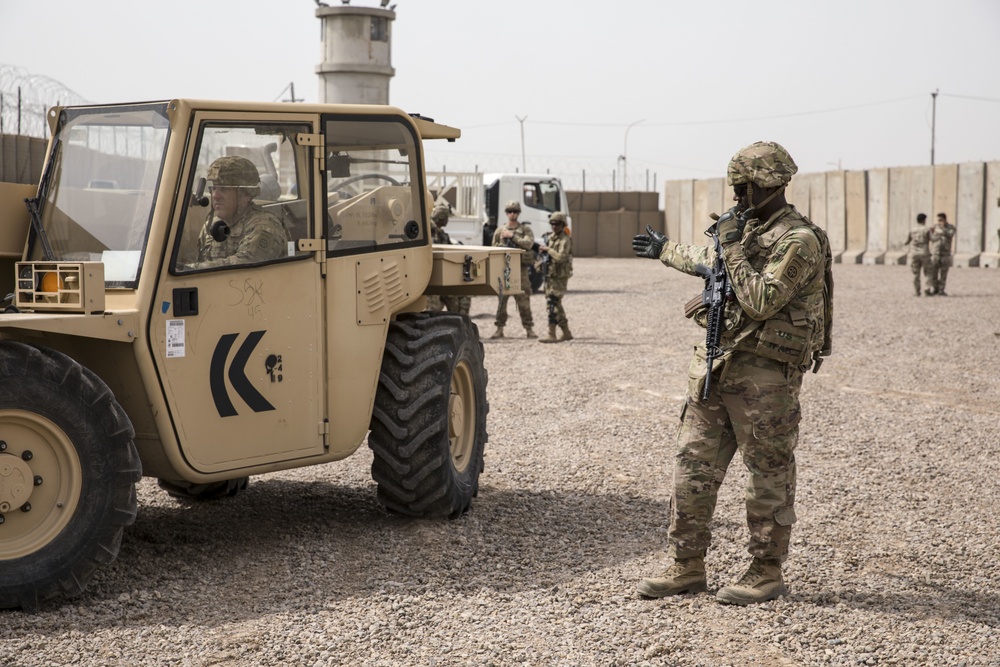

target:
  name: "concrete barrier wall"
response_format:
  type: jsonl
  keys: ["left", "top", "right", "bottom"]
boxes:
{"left": 806, "top": 173, "right": 827, "bottom": 230}
{"left": 826, "top": 172, "right": 846, "bottom": 256}
{"left": 843, "top": 171, "right": 867, "bottom": 263}
{"left": 933, "top": 164, "right": 958, "bottom": 226}
{"left": 955, "top": 162, "right": 985, "bottom": 265}
{"left": 985, "top": 162, "right": 1000, "bottom": 267}
{"left": 863, "top": 168, "right": 889, "bottom": 264}
{"left": 661, "top": 160, "right": 999, "bottom": 266}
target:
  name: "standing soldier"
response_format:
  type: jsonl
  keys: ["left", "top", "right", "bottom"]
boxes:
{"left": 491, "top": 200, "right": 535, "bottom": 338}
{"left": 926, "top": 212, "right": 956, "bottom": 296}
{"left": 538, "top": 212, "right": 573, "bottom": 343}
{"left": 428, "top": 203, "right": 471, "bottom": 315}
{"left": 632, "top": 141, "right": 833, "bottom": 606}
{"left": 903, "top": 213, "right": 931, "bottom": 296}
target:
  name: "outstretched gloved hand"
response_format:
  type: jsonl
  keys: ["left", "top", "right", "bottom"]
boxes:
{"left": 633, "top": 225, "right": 667, "bottom": 259}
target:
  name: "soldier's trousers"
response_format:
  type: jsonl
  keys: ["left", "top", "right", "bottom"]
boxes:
{"left": 544, "top": 277, "right": 568, "bottom": 326}
{"left": 909, "top": 254, "right": 929, "bottom": 295}
{"left": 494, "top": 286, "right": 535, "bottom": 329}
{"left": 428, "top": 294, "right": 471, "bottom": 315}
{"left": 442, "top": 295, "right": 472, "bottom": 315}
{"left": 927, "top": 254, "right": 952, "bottom": 293}
{"left": 668, "top": 351, "right": 803, "bottom": 562}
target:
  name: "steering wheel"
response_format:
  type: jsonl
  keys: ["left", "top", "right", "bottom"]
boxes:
{"left": 329, "top": 173, "right": 401, "bottom": 192}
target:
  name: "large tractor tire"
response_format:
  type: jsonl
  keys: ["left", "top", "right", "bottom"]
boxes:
{"left": 369, "top": 312, "right": 488, "bottom": 519}
{"left": 0, "top": 342, "right": 140, "bottom": 610}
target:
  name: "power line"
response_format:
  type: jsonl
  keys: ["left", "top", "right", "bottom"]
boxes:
{"left": 455, "top": 93, "right": 978, "bottom": 131}
{"left": 939, "top": 93, "right": 1000, "bottom": 103}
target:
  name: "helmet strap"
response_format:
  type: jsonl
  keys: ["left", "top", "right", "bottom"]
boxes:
{"left": 743, "top": 184, "right": 784, "bottom": 220}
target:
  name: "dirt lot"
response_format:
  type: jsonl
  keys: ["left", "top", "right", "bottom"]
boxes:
{"left": 3, "top": 259, "right": 998, "bottom": 666}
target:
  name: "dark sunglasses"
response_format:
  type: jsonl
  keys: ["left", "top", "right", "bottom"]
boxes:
{"left": 734, "top": 184, "right": 748, "bottom": 197}
{"left": 505, "top": 209, "right": 518, "bottom": 214}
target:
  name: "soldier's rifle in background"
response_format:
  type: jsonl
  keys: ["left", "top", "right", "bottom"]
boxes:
{"left": 531, "top": 232, "right": 552, "bottom": 282}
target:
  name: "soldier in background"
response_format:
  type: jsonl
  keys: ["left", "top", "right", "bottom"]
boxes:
{"left": 186, "top": 156, "right": 290, "bottom": 269}
{"left": 538, "top": 212, "right": 573, "bottom": 343}
{"left": 903, "top": 213, "right": 930, "bottom": 296}
{"left": 926, "top": 212, "right": 956, "bottom": 296}
{"left": 428, "top": 203, "right": 471, "bottom": 315}
{"left": 490, "top": 200, "right": 535, "bottom": 338}
{"left": 632, "top": 141, "right": 833, "bottom": 606}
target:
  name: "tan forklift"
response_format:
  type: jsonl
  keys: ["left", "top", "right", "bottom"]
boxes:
{"left": 0, "top": 99, "right": 519, "bottom": 609}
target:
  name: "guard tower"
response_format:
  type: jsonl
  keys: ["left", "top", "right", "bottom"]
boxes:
{"left": 316, "top": 3, "right": 396, "bottom": 104}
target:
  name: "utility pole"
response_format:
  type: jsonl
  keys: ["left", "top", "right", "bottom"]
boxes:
{"left": 930, "top": 89, "right": 939, "bottom": 165}
{"left": 516, "top": 115, "right": 527, "bottom": 173}
{"left": 275, "top": 82, "right": 304, "bottom": 103}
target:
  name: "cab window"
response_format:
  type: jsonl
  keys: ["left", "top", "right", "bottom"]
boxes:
{"left": 323, "top": 116, "right": 425, "bottom": 256}
{"left": 522, "top": 181, "right": 561, "bottom": 213}
{"left": 173, "top": 122, "right": 311, "bottom": 272}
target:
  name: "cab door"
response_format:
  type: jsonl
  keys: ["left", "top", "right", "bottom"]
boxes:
{"left": 150, "top": 115, "right": 326, "bottom": 474}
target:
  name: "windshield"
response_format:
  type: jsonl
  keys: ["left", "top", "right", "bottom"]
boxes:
{"left": 28, "top": 103, "right": 171, "bottom": 288}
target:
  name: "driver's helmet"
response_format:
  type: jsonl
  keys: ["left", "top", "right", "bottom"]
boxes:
{"left": 504, "top": 200, "right": 521, "bottom": 213}
{"left": 726, "top": 141, "right": 798, "bottom": 188}
{"left": 207, "top": 156, "right": 261, "bottom": 197}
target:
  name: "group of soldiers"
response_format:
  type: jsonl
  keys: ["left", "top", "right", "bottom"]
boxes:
{"left": 427, "top": 199, "right": 574, "bottom": 344}
{"left": 905, "top": 212, "right": 956, "bottom": 296}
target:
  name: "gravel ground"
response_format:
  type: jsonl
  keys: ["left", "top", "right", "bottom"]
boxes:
{"left": 2, "top": 258, "right": 999, "bottom": 667}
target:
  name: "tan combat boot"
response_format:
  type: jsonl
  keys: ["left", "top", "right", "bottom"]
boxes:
{"left": 715, "top": 558, "right": 787, "bottom": 605}
{"left": 559, "top": 323, "right": 573, "bottom": 341}
{"left": 490, "top": 326, "right": 504, "bottom": 339}
{"left": 525, "top": 326, "right": 536, "bottom": 339}
{"left": 539, "top": 325, "right": 559, "bottom": 343}
{"left": 637, "top": 557, "right": 707, "bottom": 598}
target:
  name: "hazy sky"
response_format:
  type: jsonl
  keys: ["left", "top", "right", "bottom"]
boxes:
{"left": 2, "top": 0, "right": 999, "bottom": 190}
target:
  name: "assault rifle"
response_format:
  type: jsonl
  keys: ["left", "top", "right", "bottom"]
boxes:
{"left": 531, "top": 232, "right": 552, "bottom": 279}
{"left": 693, "top": 206, "right": 746, "bottom": 401}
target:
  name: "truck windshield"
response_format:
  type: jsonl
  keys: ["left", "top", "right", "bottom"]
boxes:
{"left": 28, "top": 103, "right": 171, "bottom": 289}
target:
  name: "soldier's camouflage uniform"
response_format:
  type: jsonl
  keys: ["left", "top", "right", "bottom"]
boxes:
{"left": 542, "top": 229, "right": 573, "bottom": 326}
{"left": 927, "top": 221, "right": 956, "bottom": 295}
{"left": 492, "top": 222, "right": 535, "bottom": 330}
{"left": 191, "top": 204, "right": 290, "bottom": 269}
{"left": 904, "top": 223, "right": 930, "bottom": 295}
{"left": 657, "top": 203, "right": 832, "bottom": 562}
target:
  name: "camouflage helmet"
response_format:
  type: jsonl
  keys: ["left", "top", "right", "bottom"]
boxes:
{"left": 207, "top": 156, "right": 261, "bottom": 192}
{"left": 549, "top": 212, "right": 567, "bottom": 225}
{"left": 504, "top": 200, "right": 521, "bottom": 213}
{"left": 431, "top": 203, "right": 450, "bottom": 223}
{"left": 727, "top": 141, "right": 798, "bottom": 189}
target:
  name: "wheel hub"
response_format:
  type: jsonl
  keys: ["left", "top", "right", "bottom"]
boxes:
{"left": 448, "top": 392, "right": 465, "bottom": 439}
{"left": 0, "top": 453, "right": 33, "bottom": 513}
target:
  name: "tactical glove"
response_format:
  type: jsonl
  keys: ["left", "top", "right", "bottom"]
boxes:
{"left": 633, "top": 225, "right": 667, "bottom": 259}
{"left": 712, "top": 208, "right": 744, "bottom": 245}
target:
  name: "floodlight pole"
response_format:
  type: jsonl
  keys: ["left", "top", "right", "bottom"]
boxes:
{"left": 623, "top": 119, "right": 644, "bottom": 191}
{"left": 516, "top": 115, "right": 528, "bottom": 173}
{"left": 930, "top": 89, "right": 938, "bottom": 165}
